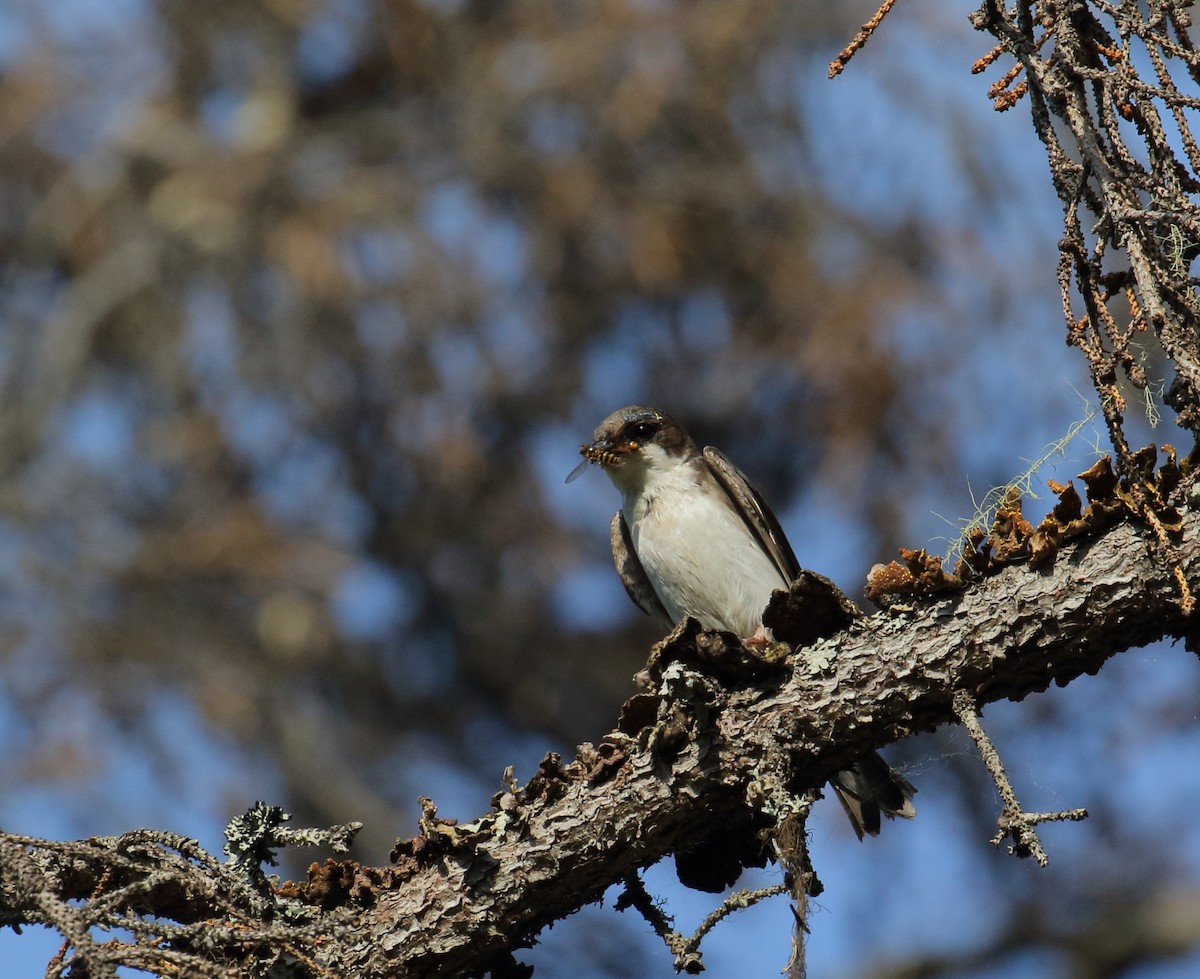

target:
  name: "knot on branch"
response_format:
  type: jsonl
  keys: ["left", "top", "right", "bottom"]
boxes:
{"left": 993, "top": 807, "right": 1090, "bottom": 863}
{"left": 762, "top": 569, "right": 862, "bottom": 647}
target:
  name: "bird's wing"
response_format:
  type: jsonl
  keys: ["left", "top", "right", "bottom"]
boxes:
{"left": 702, "top": 446, "right": 801, "bottom": 584}
{"left": 610, "top": 511, "right": 674, "bottom": 629}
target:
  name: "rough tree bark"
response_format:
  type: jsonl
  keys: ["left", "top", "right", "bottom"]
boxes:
{"left": 1, "top": 484, "right": 1197, "bottom": 977}
{"left": 347, "top": 497, "right": 1200, "bottom": 978}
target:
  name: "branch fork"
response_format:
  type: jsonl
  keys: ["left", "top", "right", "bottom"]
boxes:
{"left": 952, "top": 690, "right": 1089, "bottom": 867}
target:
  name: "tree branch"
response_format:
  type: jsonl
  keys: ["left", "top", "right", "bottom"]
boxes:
{"left": 3, "top": 504, "right": 1196, "bottom": 978}
{"left": 951, "top": 690, "right": 1088, "bottom": 866}
{"left": 347, "top": 504, "right": 1198, "bottom": 977}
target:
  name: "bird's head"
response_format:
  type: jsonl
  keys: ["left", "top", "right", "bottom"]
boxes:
{"left": 573, "top": 405, "right": 698, "bottom": 494}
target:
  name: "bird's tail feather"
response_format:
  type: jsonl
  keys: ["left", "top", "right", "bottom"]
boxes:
{"left": 831, "top": 751, "right": 916, "bottom": 841}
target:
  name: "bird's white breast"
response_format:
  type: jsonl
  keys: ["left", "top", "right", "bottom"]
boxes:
{"left": 621, "top": 451, "right": 786, "bottom": 637}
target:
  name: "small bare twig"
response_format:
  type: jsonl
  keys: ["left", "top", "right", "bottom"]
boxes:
{"left": 616, "top": 873, "right": 698, "bottom": 973}
{"left": 828, "top": 0, "right": 900, "bottom": 79}
{"left": 952, "top": 690, "right": 1088, "bottom": 867}
{"left": 616, "top": 872, "right": 789, "bottom": 975}
{"left": 690, "top": 884, "right": 790, "bottom": 955}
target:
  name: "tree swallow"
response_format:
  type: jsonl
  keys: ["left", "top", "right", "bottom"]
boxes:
{"left": 572, "top": 404, "right": 916, "bottom": 839}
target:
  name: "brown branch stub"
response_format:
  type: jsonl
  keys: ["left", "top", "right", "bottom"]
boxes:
{"left": 763, "top": 569, "right": 863, "bottom": 647}
{"left": 951, "top": 690, "right": 1088, "bottom": 867}
{"left": 641, "top": 615, "right": 790, "bottom": 689}
{"left": 828, "top": 0, "right": 900, "bottom": 79}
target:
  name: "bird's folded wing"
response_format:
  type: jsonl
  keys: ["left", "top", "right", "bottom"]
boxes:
{"left": 703, "top": 446, "right": 800, "bottom": 583}
{"left": 610, "top": 511, "right": 673, "bottom": 629}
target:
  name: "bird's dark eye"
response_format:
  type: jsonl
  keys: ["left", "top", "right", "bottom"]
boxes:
{"left": 629, "top": 421, "right": 658, "bottom": 441}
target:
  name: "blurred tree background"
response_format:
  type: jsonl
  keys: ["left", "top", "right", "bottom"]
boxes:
{"left": 1, "top": 0, "right": 1198, "bottom": 976}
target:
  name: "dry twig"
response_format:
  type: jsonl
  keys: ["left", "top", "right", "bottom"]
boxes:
{"left": 828, "top": 0, "right": 900, "bottom": 78}
{"left": 952, "top": 691, "right": 1088, "bottom": 867}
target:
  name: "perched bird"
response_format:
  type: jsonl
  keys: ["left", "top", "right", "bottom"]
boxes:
{"left": 572, "top": 404, "right": 915, "bottom": 839}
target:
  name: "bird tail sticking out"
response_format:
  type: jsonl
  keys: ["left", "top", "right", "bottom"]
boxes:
{"left": 831, "top": 751, "right": 917, "bottom": 841}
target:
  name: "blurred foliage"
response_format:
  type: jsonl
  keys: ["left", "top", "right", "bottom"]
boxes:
{"left": 0, "top": 0, "right": 940, "bottom": 834}
{"left": 2, "top": 0, "right": 1198, "bottom": 976}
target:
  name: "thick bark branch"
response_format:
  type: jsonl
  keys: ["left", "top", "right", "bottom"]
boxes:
{"left": 3, "top": 505, "right": 1196, "bottom": 978}
{"left": 345, "top": 506, "right": 1199, "bottom": 978}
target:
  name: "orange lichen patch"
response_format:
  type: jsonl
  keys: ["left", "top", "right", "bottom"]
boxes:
{"left": 1022, "top": 449, "right": 1183, "bottom": 572}
{"left": 280, "top": 859, "right": 403, "bottom": 910}
{"left": 869, "top": 446, "right": 1188, "bottom": 603}
{"left": 989, "top": 488, "right": 1036, "bottom": 563}
{"left": 865, "top": 549, "right": 965, "bottom": 605}
{"left": 968, "top": 452, "right": 1179, "bottom": 575}
{"left": 864, "top": 561, "right": 917, "bottom": 597}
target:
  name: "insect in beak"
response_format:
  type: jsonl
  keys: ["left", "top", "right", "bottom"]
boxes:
{"left": 564, "top": 456, "right": 590, "bottom": 484}
{"left": 565, "top": 443, "right": 624, "bottom": 483}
